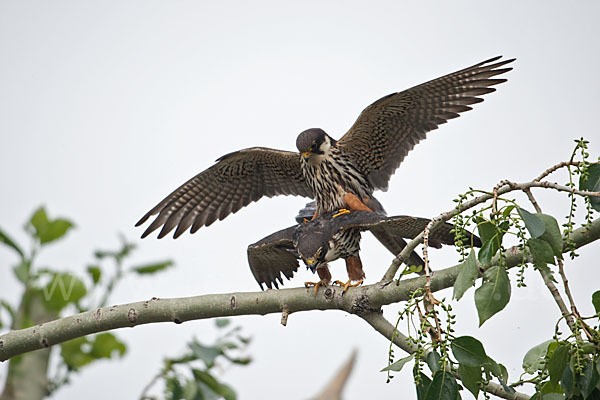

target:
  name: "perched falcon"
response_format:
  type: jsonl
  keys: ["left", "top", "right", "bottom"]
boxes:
{"left": 247, "top": 210, "right": 482, "bottom": 292}
{"left": 136, "top": 56, "right": 514, "bottom": 238}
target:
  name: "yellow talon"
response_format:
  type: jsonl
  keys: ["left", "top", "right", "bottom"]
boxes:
{"left": 305, "top": 280, "right": 327, "bottom": 295}
{"left": 333, "top": 279, "right": 363, "bottom": 293}
{"left": 303, "top": 218, "right": 310, "bottom": 223}
{"left": 332, "top": 208, "right": 351, "bottom": 218}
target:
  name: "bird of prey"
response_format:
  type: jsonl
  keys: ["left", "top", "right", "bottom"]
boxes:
{"left": 136, "top": 56, "right": 514, "bottom": 239}
{"left": 247, "top": 210, "right": 481, "bottom": 292}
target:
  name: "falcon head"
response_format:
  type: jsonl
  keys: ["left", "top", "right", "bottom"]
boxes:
{"left": 293, "top": 226, "right": 333, "bottom": 273}
{"left": 296, "top": 128, "right": 334, "bottom": 164}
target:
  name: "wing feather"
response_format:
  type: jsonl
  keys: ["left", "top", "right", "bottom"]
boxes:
{"left": 247, "top": 226, "right": 300, "bottom": 290}
{"left": 136, "top": 147, "right": 313, "bottom": 238}
{"left": 337, "top": 56, "right": 515, "bottom": 190}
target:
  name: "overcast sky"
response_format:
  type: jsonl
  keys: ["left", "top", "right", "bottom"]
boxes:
{"left": 1, "top": 1, "right": 599, "bottom": 399}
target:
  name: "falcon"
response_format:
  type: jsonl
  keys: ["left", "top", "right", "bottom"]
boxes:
{"left": 136, "top": 56, "right": 514, "bottom": 238}
{"left": 247, "top": 210, "right": 482, "bottom": 293}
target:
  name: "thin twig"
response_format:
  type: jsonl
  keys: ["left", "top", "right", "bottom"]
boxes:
{"left": 534, "top": 161, "right": 581, "bottom": 182}
{"left": 139, "top": 370, "right": 163, "bottom": 400}
{"left": 281, "top": 307, "right": 290, "bottom": 326}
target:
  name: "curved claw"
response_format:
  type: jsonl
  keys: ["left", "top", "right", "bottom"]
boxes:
{"left": 332, "top": 208, "right": 351, "bottom": 218}
{"left": 305, "top": 280, "right": 328, "bottom": 295}
{"left": 333, "top": 279, "right": 364, "bottom": 293}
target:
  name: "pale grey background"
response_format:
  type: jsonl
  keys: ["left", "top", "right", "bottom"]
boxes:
{"left": 1, "top": 1, "right": 599, "bottom": 399}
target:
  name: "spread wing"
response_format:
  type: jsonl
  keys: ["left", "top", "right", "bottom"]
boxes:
{"left": 362, "top": 215, "right": 481, "bottom": 248}
{"left": 247, "top": 225, "right": 300, "bottom": 290}
{"left": 337, "top": 56, "right": 515, "bottom": 190}
{"left": 323, "top": 211, "right": 481, "bottom": 248}
{"left": 136, "top": 147, "right": 313, "bottom": 238}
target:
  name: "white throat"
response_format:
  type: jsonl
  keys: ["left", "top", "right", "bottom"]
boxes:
{"left": 307, "top": 135, "right": 332, "bottom": 165}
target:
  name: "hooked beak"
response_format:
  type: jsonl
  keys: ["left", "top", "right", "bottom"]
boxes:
{"left": 301, "top": 151, "right": 311, "bottom": 160}
{"left": 305, "top": 258, "right": 317, "bottom": 273}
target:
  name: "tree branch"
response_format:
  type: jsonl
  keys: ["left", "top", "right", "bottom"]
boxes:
{"left": 1, "top": 217, "right": 599, "bottom": 362}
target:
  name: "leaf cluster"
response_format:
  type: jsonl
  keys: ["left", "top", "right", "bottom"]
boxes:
{"left": 0, "top": 206, "right": 174, "bottom": 395}
{"left": 144, "top": 319, "right": 252, "bottom": 400}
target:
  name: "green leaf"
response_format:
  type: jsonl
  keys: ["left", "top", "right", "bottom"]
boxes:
{"left": 131, "top": 260, "right": 174, "bottom": 275}
{"left": 426, "top": 351, "right": 441, "bottom": 374}
{"left": 415, "top": 372, "right": 433, "bottom": 400}
{"left": 475, "top": 217, "right": 496, "bottom": 243}
{"left": 541, "top": 388, "right": 565, "bottom": 400}
{"left": 90, "top": 333, "right": 127, "bottom": 359}
{"left": 476, "top": 217, "right": 505, "bottom": 266}
{"left": 561, "top": 363, "right": 575, "bottom": 398}
{"left": 578, "top": 359, "right": 600, "bottom": 399}
{"left": 498, "top": 363, "right": 509, "bottom": 384}
{"left": 39, "top": 219, "right": 74, "bottom": 244}
{"left": 87, "top": 265, "right": 102, "bottom": 285}
{"left": 453, "top": 251, "right": 479, "bottom": 301}
{"left": 228, "top": 357, "right": 251, "bottom": 366}
{"left": 189, "top": 340, "right": 222, "bottom": 368}
{"left": 215, "top": 318, "right": 231, "bottom": 328}
{"left": 458, "top": 364, "right": 482, "bottom": 399}
{"left": 579, "top": 163, "right": 600, "bottom": 212}
{"left": 381, "top": 354, "right": 414, "bottom": 372}
{"left": 27, "top": 207, "right": 74, "bottom": 245}
{"left": 182, "top": 380, "right": 203, "bottom": 400}
{"left": 477, "top": 240, "right": 495, "bottom": 267}
{"left": 29, "top": 207, "right": 49, "bottom": 236}
{"left": 528, "top": 238, "right": 556, "bottom": 265}
{"left": 0, "top": 228, "right": 24, "bottom": 259}
{"left": 192, "top": 369, "right": 236, "bottom": 400}
{"left": 60, "top": 333, "right": 126, "bottom": 371}
{"left": 42, "top": 273, "right": 87, "bottom": 312}
{"left": 502, "top": 205, "right": 516, "bottom": 219}
{"left": 13, "top": 261, "right": 30, "bottom": 283}
{"left": 548, "top": 343, "right": 570, "bottom": 385}
{"left": 424, "top": 369, "right": 459, "bottom": 400}
{"left": 475, "top": 216, "right": 507, "bottom": 267}
{"left": 523, "top": 340, "right": 552, "bottom": 374}
{"left": 518, "top": 208, "right": 546, "bottom": 238}
{"left": 484, "top": 357, "right": 508, "bottom": 382}
{"left": 592, "top": 291, "right": 600, "bottom": 315}
{"left": 474, "top": 266, "right": 511, "bottom": 326}
{"left": 166, "top": 376, "right": 185, "bottom": 400}
{"left": 451, "top": 336, "right": 488, "bottom": 367}
{"left": 536, "top": 214, "right": 563, "bottom": 258}
{"left": 61, "top": 337, "right": 95, "bottom": 369}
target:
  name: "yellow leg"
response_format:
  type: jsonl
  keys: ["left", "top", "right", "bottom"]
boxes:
{"left": 333, "top": 279, "right": 364, "bottom": 292}
{"left": 332, "top": 208, "right": 351, "bottom": 218}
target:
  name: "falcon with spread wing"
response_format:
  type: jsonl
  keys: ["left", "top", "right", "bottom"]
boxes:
{"left": 247, "top": 210, "right": 481, "bottom": 292}
{"left": 136, "top": 56, "right": 514, "bottom": 238}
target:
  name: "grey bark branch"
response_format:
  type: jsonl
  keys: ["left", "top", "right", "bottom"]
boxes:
{"left": 359, "top": 312, "right": 531, "bottom": 400}
{"left": 1, "top": 217, "right": 599, "bottom": 362}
